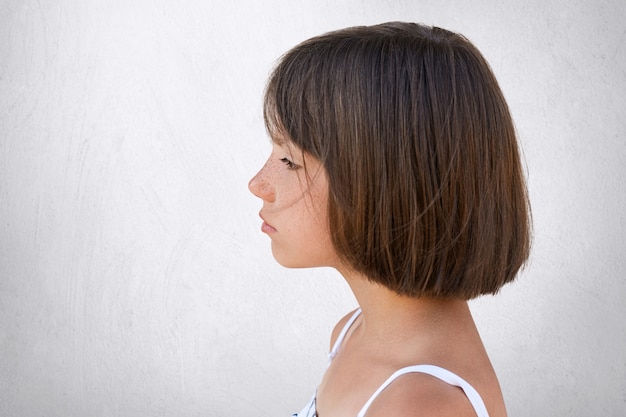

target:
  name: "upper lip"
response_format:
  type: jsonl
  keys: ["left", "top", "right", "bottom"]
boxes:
{"left": 259, "top": 211, "right": 273, "bottom": 227}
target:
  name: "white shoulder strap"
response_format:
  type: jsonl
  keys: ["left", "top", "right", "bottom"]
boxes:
{"left": 328, "top": 308, "right": 362, "bottom": 360}
{"left": 356, "top": 364, "right": 490, "bottom": 417}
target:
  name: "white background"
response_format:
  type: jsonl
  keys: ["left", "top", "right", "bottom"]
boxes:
{"left": 1, "top": 0, "right": 625, "bottom": 416}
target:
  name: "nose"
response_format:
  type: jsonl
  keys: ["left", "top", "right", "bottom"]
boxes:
{"left": 248, "top": 163, "right": 275, "bottom": 202}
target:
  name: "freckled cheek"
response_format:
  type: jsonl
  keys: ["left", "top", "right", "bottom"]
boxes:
{"left": 310, "top": 182, "right": 330, "bottom": 222}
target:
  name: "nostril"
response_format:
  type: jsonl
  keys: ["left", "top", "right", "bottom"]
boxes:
{"left": 258, "top": 182, "right": 275, "bottom": 202}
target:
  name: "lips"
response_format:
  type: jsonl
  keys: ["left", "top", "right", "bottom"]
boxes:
{"left": 259, "top": 213, "right": 277, "bottom": 233}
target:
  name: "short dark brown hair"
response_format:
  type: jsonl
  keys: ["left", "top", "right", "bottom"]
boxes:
{"left": 264, "top": 22, "right": 531, "bottom": 299}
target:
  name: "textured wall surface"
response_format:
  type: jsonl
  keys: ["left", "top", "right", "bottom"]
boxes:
{"left": 1, "top": 1, "right": 624, "bottom": 416}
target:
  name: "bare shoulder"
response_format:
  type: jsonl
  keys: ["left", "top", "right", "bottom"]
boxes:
{"left": 329, "top": 308, "right": 360, "bottom": 351}
{"left": 363, "top": 372, "right": 491, "bottom": 417}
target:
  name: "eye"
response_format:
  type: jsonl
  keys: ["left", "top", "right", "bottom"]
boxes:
{"left": 280, "top": 157, "right": 300, "bottom": 170}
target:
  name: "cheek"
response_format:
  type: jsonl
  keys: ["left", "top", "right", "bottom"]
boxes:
{"left": 302, "top": 185, "right": 334, "bottom": 251}
{"left": 274, "top": 192, "right": 335, "bottom": 268}
{"left": 312, "top": 179, "right": 331, "bottom": 227}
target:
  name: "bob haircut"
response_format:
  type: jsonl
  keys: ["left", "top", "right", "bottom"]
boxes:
{"left": 264, "top": 22, "right": 531, "bottom": 299}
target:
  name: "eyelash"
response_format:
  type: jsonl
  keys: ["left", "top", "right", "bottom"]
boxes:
{"left": 280, "top": 157, "right": 299, "bottom": 170}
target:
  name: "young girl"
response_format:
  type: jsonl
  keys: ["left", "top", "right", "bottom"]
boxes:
{"left": 249, "top": 22, "right": 530, "bottom": 417}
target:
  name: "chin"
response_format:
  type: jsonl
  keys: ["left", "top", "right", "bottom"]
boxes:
{"left": 271, "top": 247, "right": 297, "bottom": 268}
{"left": 272, "top": 255, "right": 309, "bottom": 269}
{"left": 271, "top": 249, "right": 316, "bottom": 269}
{"left": 271, "top": 241, "right": 337, "bottom": 269}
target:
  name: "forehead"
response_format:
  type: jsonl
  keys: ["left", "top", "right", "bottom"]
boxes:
{"left": 271, "top": 136, "right": 285, "bottom": 148}
{"left": 270, "top": 132, "right": 300, "bottom": 154}
{"left": 269, "top": 130, "right": 289, "bottom": 147}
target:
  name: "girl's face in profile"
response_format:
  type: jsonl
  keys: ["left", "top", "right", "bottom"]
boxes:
{"left": 249, "top": 139, "right": 338, "bottom": 269}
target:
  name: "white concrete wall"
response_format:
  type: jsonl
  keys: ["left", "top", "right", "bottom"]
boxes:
{"left": 1, "top": 1, "right": 624, "bottom": 416}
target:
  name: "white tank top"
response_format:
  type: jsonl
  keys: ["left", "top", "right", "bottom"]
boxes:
{"left": 292, "top": 309, "right": 490, "bottom": 417}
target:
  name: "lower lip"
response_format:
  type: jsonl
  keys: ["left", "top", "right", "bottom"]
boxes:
{"left": 261, "top": 221, "right": 277, "bottom": 234}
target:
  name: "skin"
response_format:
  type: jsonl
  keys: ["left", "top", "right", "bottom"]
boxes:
{"left": 248, "top": 138, "right": 339, "bottom": 269}
{"left": 249, "top": 138, "right": 508, "bottom": 417}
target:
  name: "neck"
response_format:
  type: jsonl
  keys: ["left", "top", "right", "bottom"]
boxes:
{"left": 340, "top": 269, "right": 475, "bottom": 345}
